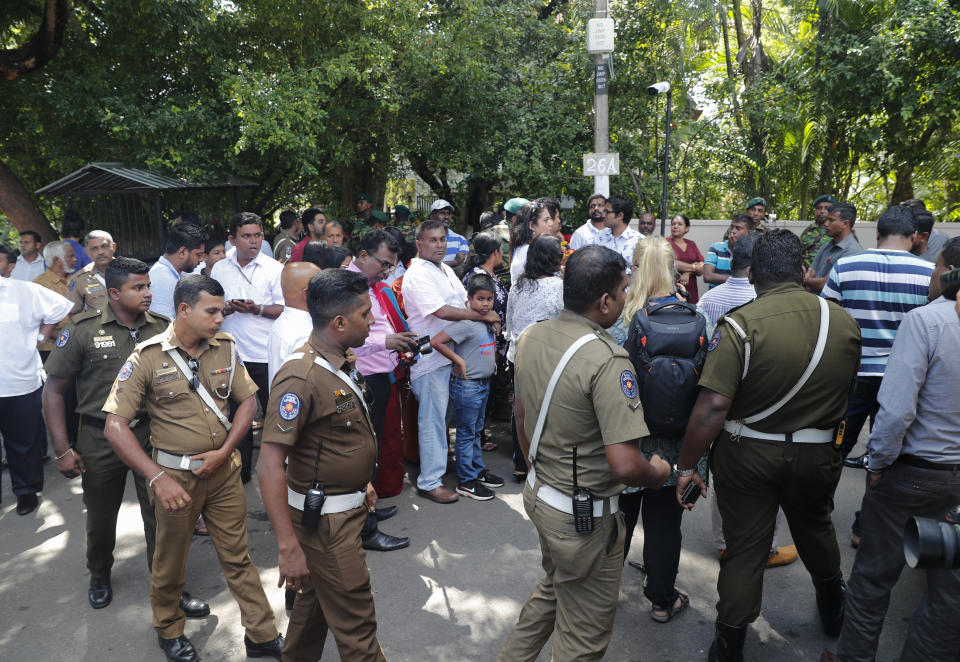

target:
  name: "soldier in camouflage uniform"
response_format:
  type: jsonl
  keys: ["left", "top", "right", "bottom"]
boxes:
{"left": 392, "top": 205, "right": 419, "bottom": 242}
{"left": 725, "top": 197, "right": 768, "bottom": 241}
{"left": 799, "top": 194, "right": 837, "bottom": 269}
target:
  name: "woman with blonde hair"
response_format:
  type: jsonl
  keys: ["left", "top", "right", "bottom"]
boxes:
{"left": 619, "top": 235, "right": 709, "bottom": 624}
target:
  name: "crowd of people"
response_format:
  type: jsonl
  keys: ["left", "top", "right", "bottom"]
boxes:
{"left": 0, "top": 190, "right": 958, "bottom": 662}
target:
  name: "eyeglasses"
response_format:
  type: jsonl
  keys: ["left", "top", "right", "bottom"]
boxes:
{"left": 349, "top": 368, "right": 375, "bottom": 406}
{"left": 373, "top": 256, "right": 396, "bottom": 272}
{"left": 187, "top": 357, "right": 201, "bottom": 391}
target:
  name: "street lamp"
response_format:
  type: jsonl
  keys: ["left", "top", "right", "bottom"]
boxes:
{"left": 648, "top": 81, "right": 671, "bottom": 236}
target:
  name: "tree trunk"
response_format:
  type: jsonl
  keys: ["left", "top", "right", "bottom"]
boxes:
{"left": 0, "top": 158, "right": 57, "bottom": 242}
{"left": 0, "top": 0, "right": 71, "bottom": 81}
{"left": 718, "top": 2, "right": 743, "bottom": 130}
{"left": 891, "top": 168, "right": 914, "bottom": 205}
{"left": 464, "top": 177, "right": 493, "bottom": 235}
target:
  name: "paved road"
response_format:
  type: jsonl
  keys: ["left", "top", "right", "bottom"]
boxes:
{"left": 0, "top": 425, "right": 921, "bottom": 661}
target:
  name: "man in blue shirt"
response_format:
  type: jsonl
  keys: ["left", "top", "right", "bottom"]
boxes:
{"left": 147, "top": 224, "right": 208, "bottom": 320}
{"left": 703, "top": 214, "right": 753, "bottom": 289}
{"left": 429, "top": 199, "right": 469, "bottom": 267}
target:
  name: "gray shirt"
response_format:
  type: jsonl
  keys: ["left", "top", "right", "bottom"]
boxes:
{"left": 867, "top": 297, "right": 960, "bottom": 470}
{"left": 446, "top": 319, "right": 496, "bottom": 379}
{"left": 918, "top": 227, "right": 949, "bottom": 263}
{"left": 811, "top": 232, "right": 862, "bottom": 277}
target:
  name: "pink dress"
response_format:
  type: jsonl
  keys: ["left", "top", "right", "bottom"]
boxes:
{"left": 668, "top": 237, "right": 705, "bottom": 304}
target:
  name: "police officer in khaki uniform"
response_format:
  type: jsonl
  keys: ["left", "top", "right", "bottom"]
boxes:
{"left": 103, "top": 274, "right": 283, "bottom": 662}
{"left": 43, "top": 258, "right": 208, "bottom": 616}
{"left": 674, "top": 230, "right": 861, "bottom": 662}
{"left": 497, "top": 246, "right": 670, "bottom": 662}
{"left": 67, "top": 230, "right": 116, "bottom": 313}
{"left": 258, "top": 268, "right": 388, "bottom": 662}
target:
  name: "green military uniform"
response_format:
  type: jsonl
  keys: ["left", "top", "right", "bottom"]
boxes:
{"left": 498, "top": 310, "right": 647, "bottom": 662}
{"left": 261, "top": 332, "right": 387, "bottom": 662}
{"left": 799, "top": 223, "right": 830, "bottom": 269}
{"left": 392, "top": 205, "right": 418, "bottom": 242}
{"left": 698, "top": 282, "right": 861, "bottom": 627}
{"left": 102, "top": 325, "right": 280, "bottom": 643}
{"left": 44, "top": 306, "right": 169, "bottom": 580}
{"left": 67, "top": 262, "right": 109, "bottom": 314}
{"left": 273, "top": 229, "right": 298, "bottom": 263}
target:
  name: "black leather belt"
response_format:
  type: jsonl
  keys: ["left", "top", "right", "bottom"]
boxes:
{"left": 898, "top": 454, "right": 960, "bottom": 472}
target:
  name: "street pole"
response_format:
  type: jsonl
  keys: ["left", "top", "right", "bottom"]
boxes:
{"left": 660, "top": 89, "right": 671, "bottom": 236}
{"left": 593, "top": 0, "right": 609, "bottom": 198}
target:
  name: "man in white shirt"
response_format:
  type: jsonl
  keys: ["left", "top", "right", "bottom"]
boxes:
{"left": 148, "top": 223, "right": 208, "bottom": 320}
{"left": 597, "top": 194, "right": 643, "bottom": 266}
{"left": 568, "top": 194, "right": 607, "bottom": 250}
{"left": 401, "top": 220, "right": 501, "bottom": 504}
{"left": 0, "top": 276, "right": 73, "bottom": 514}
{"left": 210, "top": 212, "right": 284, "bottom": 482}
{"left": 266, "top": 262, "right": 319, "bottom": 385}
{"left": 10, "top": 230, "right": 46, "bottom": 281}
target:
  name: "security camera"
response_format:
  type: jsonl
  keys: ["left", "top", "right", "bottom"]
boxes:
{"left": 647, "top": 81, "right": 671, "bottom": 95}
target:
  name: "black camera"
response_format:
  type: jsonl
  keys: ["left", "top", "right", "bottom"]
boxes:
{"left": 301, "top": 481, "right": 325, "bottom": 529}
{"left": 402, "top": 335, "right": 433, "bottom": 361}
{"left": 904, "top": 506, "right": 960, "bottom": 569}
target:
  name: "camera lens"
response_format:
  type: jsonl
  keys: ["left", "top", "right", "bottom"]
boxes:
{"left": 904, "top": 516, "right": 960, "bottom": 569}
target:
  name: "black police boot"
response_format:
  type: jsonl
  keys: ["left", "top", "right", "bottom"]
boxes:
{"left": 179, "top": 591, "right": 210, "bottom": 618}
{"left": 244, "top": 634, "right": 284, "bottom": 659}
{"left": 88, "top": 574, "right": 112, "bottom": 609}
{"left": 706, "top": 621, "right": 746, "bottom": 662}
{"left": 813, "top": 572, "right": 846, "bottom": 637}
{"left": 158, "top": 634, "right": 198, "bottom": 662}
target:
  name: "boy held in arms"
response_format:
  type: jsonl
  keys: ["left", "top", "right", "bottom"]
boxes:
{"left": 430, "top": 273, "right": 504, "bottom": 501}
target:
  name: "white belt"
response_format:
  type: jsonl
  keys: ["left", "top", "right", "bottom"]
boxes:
{"left": 528, "top": 467, "right": 619, "bottom": 517}
{"left": 156, "top": 449, "right": 204, "bottom": 471}
{"left": 287, "top": 486, "right": 366, "bottom": 515}
{"left": 723, "top": 420, "right": 834, "bottom": 443}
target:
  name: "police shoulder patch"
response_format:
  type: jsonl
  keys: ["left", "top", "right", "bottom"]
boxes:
{"left": 118, "top": 360, "right": 135, "bottom": 381}
{"left": 279, "top": 392, "right": 301, "bottom": 421}
{"left": 708, "top": 327, "right": 722, "bottom": 352}
{"left": 68, "top": 279, "right": 76, "bottom": 291}
{"left": 619, "top": 369, "right": 638, "bottom": 399}
{"left": 55, "top": 329, "right": 70, "bottom": 347}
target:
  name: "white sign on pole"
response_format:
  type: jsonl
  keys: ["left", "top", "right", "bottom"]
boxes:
{"left": 583, "top": 153, "right": 620, "bottom": 176}
{"left": 586, "top": 18, "right": 615, "bottom": 53}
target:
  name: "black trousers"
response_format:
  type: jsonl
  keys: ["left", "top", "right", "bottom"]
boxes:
{"left": 235, "top": 361, "right": 270, "bottom": 479}
{"left": 621, "top": 487, "right": 684, "bottom": 608}
{"left": 0, "top": 387, "right": 45, "bottom": 499}
{"left": 361, "top": 372, "right": 392, "bottom": 539}
{"left": 840, "top": 376, "right": 882, "bottom": 458}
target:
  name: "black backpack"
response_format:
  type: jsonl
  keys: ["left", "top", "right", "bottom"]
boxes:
{"left": 626, "top": 300, "right": 708, "bottom": 437}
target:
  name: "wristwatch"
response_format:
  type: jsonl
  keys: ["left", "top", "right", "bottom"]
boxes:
{"left": 673, "top": 463, "right": 695, "bottom": 478}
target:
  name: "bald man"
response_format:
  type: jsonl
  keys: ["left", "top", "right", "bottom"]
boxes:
{"left": 267, "top": 262, "right": 321, "bottom": 384}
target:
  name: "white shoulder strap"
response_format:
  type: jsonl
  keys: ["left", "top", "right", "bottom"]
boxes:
{"left": 742, "top": 296, "right": 831, "bottom": 425}
{"left": 165, "top": 348, "right": 233, "bottom": 431}
{"left": 312, "top": 355, "right": 371, "bottom": 419}
{"left": 722, "top": 315, "right": 752, "bottom": 380}
{"left": 527, "top": 333, "right": 601, "bottom": 466}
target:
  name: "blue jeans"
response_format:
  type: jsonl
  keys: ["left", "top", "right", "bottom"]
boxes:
{"left": 411, "top": 364, "right": 452, "bottom": 491}
{"left": 450, "top": 376, "right": 489, "bottom": 483}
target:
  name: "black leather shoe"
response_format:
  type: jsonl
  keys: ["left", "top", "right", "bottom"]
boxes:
{"left": 374, "top": 505, "right": 398, "bottom": 521}
{"left": 843, "top": 453, "right": 868, "bottom": 469}
{"left": 88, "top": 576, "right": 112, "bottom": 609}
{"left": 707, "top": 621, "right": 746, "bottom": 662}
{"left": 179, "top": 591, "right": 210, "bottom": 618}
{"left": 814, "top": 572, "right": 846, "bottom": 637}
{"left": 362, "top": 529, "right": 410, "bottom": 552}
{"left": 158, "top": 634, "right": 198, "bottom": 662}
{"left": 244, "top": 634, "right": 284, "bottom": 659}
{"left": 16, "top": 493, "right": 38, "bottom": 516}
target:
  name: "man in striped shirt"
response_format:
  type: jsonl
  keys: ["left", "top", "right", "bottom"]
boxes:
{"left": 703, "top": 214, "right": 753, "bottom": 289}
{"left": 820, "top": 205, "right": 933, "bottom": 545}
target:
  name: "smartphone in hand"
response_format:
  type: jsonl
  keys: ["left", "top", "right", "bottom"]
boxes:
{"left": 680, "top": 480, "right": 701, "bottom": 505}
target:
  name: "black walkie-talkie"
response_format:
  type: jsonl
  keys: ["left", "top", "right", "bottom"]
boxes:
{"left": 571, "top": 445, "right": 594, "bottom": 534}
{"left": 302, "top": 438, "right": 326, "bottom": 529}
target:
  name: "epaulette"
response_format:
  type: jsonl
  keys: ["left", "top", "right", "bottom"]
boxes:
{"left": 71, "top": 309, "right": 102, "bottom": 325}
{"left": 214, "top": 331, "right": 236, "bottom": 342}
{"left": 136, "top": 334, "right": 166, "bottom": 351}
{"left": 144, "top": 310, "right": 170, "bottom": 324}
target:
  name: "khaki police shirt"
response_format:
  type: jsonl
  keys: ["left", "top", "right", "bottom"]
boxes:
{"left": 33, "top": 269, "right": 72, "bottom": 351}
{"left": 261, "top": 332, "right": 378, "bottom": 496}
{"left": 67, "top": 262, "right": 109, "bottom": 314}
{"left": 102, "top": 325, "right": 258, "bottom": 454}
{"left": 515, "top": 309, "right": 649, "bottom": 498}
{"left": 44, "top": 306, "right": 169, "bottom": 420}
{"left": 273, "top": 230, "right": 298, "bottom": 264}
{"left": 699, "top": 282, "right": 861, "bottom": 433}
